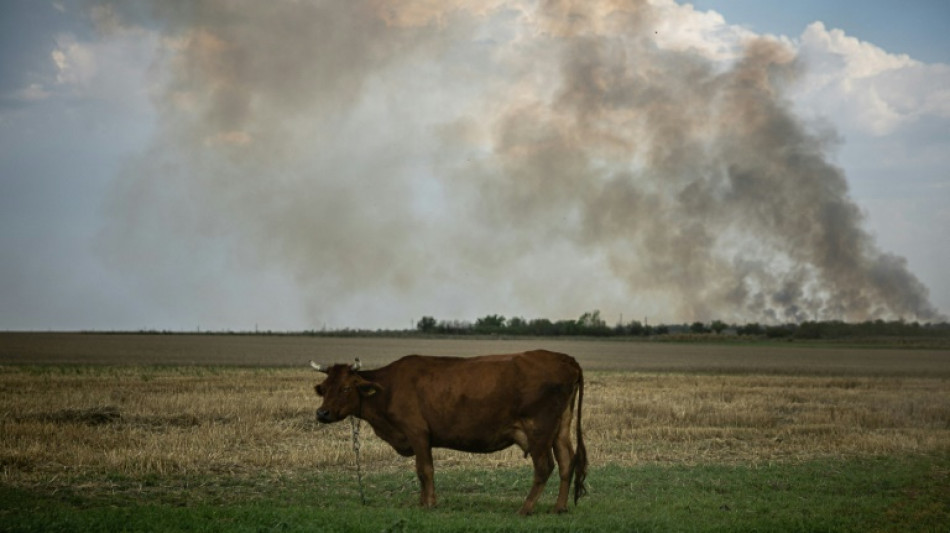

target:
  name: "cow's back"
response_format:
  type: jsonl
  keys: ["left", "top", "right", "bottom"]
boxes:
{"left": 377, "top": 350, "right": 581, "bottom": 453}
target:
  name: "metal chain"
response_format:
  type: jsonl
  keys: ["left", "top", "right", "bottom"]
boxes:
{"left": 349, "top": 415, "right": 366, "bottom": 505}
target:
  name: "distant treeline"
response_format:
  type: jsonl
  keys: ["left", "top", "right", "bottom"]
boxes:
{"left": 83, "top": 310, "right": 950, "bottom": 341}
{"left": 412, "top": 311, "right": 950, "bottom": 340}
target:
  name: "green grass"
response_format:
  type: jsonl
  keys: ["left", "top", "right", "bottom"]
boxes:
{"left": 3, "top": 455, "right": 947, "bottom": 532}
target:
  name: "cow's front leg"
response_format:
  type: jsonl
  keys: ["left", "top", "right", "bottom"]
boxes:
{"left": 414, "top": 445, "right": 436, "bottom": 508}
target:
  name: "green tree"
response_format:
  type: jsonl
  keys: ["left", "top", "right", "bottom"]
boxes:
{"left": 506, "top": 316, "right": 527, "bottom": 332}
{"left": 737, "top": 323, "right": 763, "bottom": 336}
{"left": 475, "top": 314, "right": 506, "bottom": 331}
{"left": 626, "top": 320, "right": 645, "bottom": 335}
{"left": 690, "top": 322, "right": 709, "bottom": 334}
{"left": 417, "top": 316, "right": 437, "bottom": 333}
{"left": 528, "top": 318, "right": 554, "bottom": 335}
{"left": 577, "top": 310, "right": 610, "bottom": 336}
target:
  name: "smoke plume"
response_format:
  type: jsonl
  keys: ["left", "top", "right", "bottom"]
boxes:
{"left": 100, "top": 0, "right": 943, "bottom": 326}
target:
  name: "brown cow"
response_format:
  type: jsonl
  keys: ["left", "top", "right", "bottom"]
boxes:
{"left": 310, "top": 349, "right": 587, "bottom": 515}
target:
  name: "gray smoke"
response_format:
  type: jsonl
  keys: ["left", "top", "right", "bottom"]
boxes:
{"left": 99, "top": 0, "right": 943, "bottom": 326}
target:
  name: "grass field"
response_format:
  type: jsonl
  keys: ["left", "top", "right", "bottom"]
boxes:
{"left": 1, "top": 334, "right": 949, "bottom": 531}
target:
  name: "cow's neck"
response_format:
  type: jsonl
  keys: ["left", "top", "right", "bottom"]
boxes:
{"left": 351, "top": 371, "right": 385, "bottom": 426}
{"left": 352, "top": 389, "right": 384, "bottom": 427}
{"left": 352, "top": 371, "right": 414, "bottom": 456}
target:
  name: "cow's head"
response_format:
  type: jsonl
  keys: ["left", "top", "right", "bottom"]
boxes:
{"left": 310, "top": 358, "right": 382, "bottom": 423}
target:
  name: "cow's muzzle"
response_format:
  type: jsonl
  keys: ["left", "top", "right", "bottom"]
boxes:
{"left": 316, "top": 409, "right": 334, "bottom": 423}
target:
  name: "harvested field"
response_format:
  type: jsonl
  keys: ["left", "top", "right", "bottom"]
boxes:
{"left": 2, "top": 334, "right": 948, "bottom": 488}
{"left": 2, "top": 366, "right": 948, "bottom": 490}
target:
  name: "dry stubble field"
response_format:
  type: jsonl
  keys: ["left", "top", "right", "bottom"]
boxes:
{"left": 1, "top": 333, "right": 948, "bottom": 494}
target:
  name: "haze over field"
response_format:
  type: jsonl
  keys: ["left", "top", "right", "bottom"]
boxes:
{"left": 2, "top": 1, "right": 948, "bottom": 330}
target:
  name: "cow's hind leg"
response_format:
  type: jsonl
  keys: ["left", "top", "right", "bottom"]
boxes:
{"left": 552, "top": 395, "right": 576, "bottom": 513}
{"left": 519, "top": 442, "right": 555, "bottom": 515}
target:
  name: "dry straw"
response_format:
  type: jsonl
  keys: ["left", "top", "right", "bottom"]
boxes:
{"left": 2, "top": 367, "right": 948, "bottom": 488}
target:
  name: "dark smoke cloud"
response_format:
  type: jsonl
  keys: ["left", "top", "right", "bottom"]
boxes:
{"left": 99, "top": 0, "right": 943, "bottom": 326}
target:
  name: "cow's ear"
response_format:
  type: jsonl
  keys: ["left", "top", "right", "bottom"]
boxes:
{"left": 357, "top": 382, "right": 382, "bottom": 397}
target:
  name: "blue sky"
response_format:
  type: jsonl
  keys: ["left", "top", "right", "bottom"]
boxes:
{"left": 689, "top": 1, "right": 950, "bottom": 64}
{"left": 1, "top": 1, "right": 948, "bottom": 330}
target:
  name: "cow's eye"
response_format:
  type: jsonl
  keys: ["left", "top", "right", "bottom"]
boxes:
{"left": 315, "top": 385, "right": 325, "bottom": 396}
{"left": 342, "top": 386, "right": 352, "bottom": 393}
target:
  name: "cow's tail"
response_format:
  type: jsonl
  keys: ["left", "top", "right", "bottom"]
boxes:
{"left": 572, "top": 367, "right": 588, "bottom": 505}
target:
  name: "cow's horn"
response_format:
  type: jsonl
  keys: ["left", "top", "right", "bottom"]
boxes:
{"left": 351, "top": 358, "right": 362, "bottom": 371}
{"left": 310, "top": 360, "right": 326, "bottom": 373}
